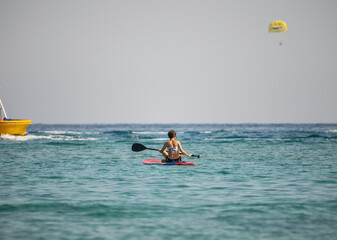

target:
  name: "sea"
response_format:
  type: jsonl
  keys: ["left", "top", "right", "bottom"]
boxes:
{"left": 1, "top": 123, "right": 337, "bottom": 240}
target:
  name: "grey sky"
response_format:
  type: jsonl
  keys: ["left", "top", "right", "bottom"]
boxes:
{"left": 1, "top": 0, "right": 336, "bottom": 124}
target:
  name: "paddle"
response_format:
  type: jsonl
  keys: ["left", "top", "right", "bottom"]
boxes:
{"left": 132, "top": 143, "right": 200, "bottom": 158}
{"left": 132, "top": 143, "right": 158, "bottom": 152}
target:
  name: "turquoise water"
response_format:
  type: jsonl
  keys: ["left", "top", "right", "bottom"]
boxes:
{"left": 1, "top": 124, "right": 337, "bottom": 239}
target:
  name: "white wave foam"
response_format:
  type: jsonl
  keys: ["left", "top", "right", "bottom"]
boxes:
{"left": 0, "top": 134, "right": 53, "bottom": 141}
{"left": 200, "top": 131, "right": 212, "bottom": 134}
{"left": 0, "top": 134, "right": 97, "bottom": 141}
{"left": 132, "top": 131, "right": 167, "bottom": 135}
{"left": 204, "top": 137, "right": 256, "bottom": 142}
{"left": 49, "top": 135, "right": 98, "bottom": 141}
{"left": 152, "top": 138, "right": 168, "bottom": 141}
{"left": 42, "top": 130, "right": 100, "bottom": 135}
{"left": 325, "top": 130, "right": 337, "bottom": 133}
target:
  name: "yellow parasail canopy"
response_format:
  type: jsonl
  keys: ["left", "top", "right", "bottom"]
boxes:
{"left": 269, "top": 20, "right": 287, "bottom": 33}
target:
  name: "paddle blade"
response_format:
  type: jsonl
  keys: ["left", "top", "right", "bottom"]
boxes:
{"left": 132, "top": 143, "right": 147, "bottom": 152}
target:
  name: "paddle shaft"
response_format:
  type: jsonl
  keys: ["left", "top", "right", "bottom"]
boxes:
{"left": 145, "top": 147, "right": 159, "bottom": 151}
{"left": 145, "top": 146, "right": 200, "bottom": 158}
{"left": 132, "top": 143, "right": 200, "bottom": 158}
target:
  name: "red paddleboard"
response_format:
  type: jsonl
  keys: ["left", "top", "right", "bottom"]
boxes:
{"left": 142, "top": 159, "right": 195, "bottom": 165}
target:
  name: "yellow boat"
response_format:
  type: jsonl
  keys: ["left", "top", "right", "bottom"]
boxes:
{"left": 0, "top": 94, "right": 31, "bottom": 135}
{"left": 0, "top": 119, "right": 32, "bottom": 135}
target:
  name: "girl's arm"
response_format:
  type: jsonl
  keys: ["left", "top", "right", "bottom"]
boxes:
{"left": 159, "top": 142, "right": 168, "bottom": 153}
{"left": 178, "top": 142, "right": 192, "bottom": 157}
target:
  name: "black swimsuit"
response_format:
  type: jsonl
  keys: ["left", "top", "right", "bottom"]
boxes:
{"left": 165, "top": 156, "right": 182, "bottom": 162}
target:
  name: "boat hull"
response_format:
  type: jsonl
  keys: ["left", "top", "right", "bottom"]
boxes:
{"left": 0, "top": 119, "right": 32, "bottom": 135}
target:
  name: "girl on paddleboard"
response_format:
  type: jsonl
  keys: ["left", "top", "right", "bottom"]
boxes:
{"left": 159, "top": 130, "right": 192, "bottom": 162}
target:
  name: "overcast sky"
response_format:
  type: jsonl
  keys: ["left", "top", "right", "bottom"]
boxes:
{"left": 1, "top": 0, "right": 336, "bottom": 124}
